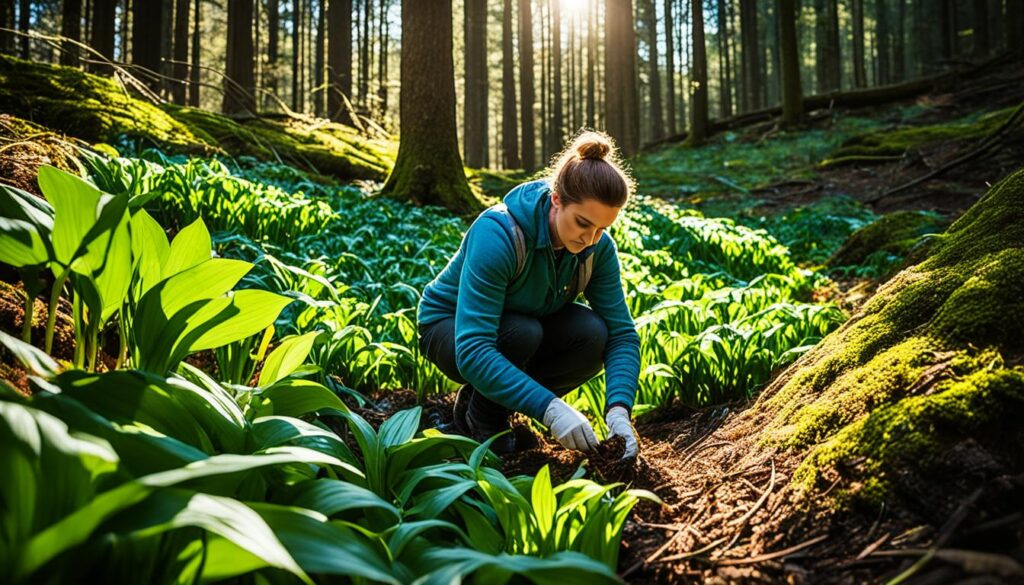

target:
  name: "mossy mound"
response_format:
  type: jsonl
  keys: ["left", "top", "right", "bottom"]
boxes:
{"left": 819, "top": 103, "right": 1023, "bottom": 168}
{"left": 0, "top": 55, "right": 210, "bottom": 152}
{"left": 0, "top": 55, "right": 395, "bottom": 181}
{"left": 0, "top": 114, "right": 82, "bottom": 195}
{"left": 827, "top": 210, "right": 947, "bottom": 269}
{"left": 164, "top": 106, "right": 394, "bottom": 181}
{"left": 749, "top": 166, "right": 1024, "bottom": 507}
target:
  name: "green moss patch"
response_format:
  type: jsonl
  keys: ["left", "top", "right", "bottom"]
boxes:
{"left": 753, "top": 166, "right": 1024, "bottom": 506}
{"left": 820, "top": 104, "right": 1022, "bottom": 168}
{"left": 163, "top": 106, "right": 395, "bottom": 181}
{"left": 0, "top": 55, "right": 210, "bottom": 152}
{"left": 827, "top": 210, "right": 947, "bottom": 273}
{"left": 0, "top": 55, "right": 395, "bottom": 181}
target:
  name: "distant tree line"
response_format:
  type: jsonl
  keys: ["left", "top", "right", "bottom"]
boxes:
{"left": 1, "top": 0, "right": 1022, "bottom": 170}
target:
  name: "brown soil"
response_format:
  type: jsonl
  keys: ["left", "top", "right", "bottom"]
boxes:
{"left": 0, "top": 114, "right": 82, "bottom": 195}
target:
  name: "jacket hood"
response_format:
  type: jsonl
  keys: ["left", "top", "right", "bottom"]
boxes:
{"left": 503, "top": 179, "right": 552, "bottom": 249}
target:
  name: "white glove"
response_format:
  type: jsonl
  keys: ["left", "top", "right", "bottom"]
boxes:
{"left": 542, "top": 398, "right": 599, "bottom": 452}
{"left": 605, "top": 406, "right": 639, "bottom": 459}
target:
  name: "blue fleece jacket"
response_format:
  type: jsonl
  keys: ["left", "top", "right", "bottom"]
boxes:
{"left": 417, "top": 179, "right": 641, "bottom": 420}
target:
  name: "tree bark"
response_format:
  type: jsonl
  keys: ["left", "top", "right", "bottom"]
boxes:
{"left": 548, "top": 0, "right": 562, "bottom": 160}
{"left": 519, "top": 0, "right": 536, "bottom": 170}
{"left": 314, "top": 0, "right": 325, "bottom": 116}
{"left": 265, "top": 0, "right": 279, "bottom": 110}
{"left": 170, "top": 0, "right": 189, "bottom": 103}
{"left": 663, "top": 0, "right": 676, "bottom": 135}
{"left": 327, "top": 0, "right": 353, "bottom": 121}
{"left": 359, "top": 0, "right": 371, "bottom": 107}
{"left": 685, "top": 0, "right": 708, "bottom": 145}
{"left": 501, "top": 0, "right": 520, "bottom": 169}
{"left": 875, "top": 0, "right": 890, "bottom": 85}
{"left": 972, "top": 0, "right": 988, "bottom": 58}
{"left": 815, "top": 0, "right": 840, "bottom": 92}
{"left": 715, "top": 0, "right": 731, "bottom": 119}
{"left": 132, "top": 0, "right": 163, "bottom": 92}
{"left": 377, "top": 0, "right": 388, "bottom": 116}
{"left": 463, "top": 0, "right": 488, "bottom": 168}
{"left": 0, "top": 0, "right": 15, "bottom": 54}
{"left": 88, "top": 0, "right": 115, "bottom": 72}
{"left": 18, "top": 0, "right": 28, "bottom": 58}
{"left": 738, "top": 0, "right": 760, "bottom": 111}
{"left": 1008, "top": 0, "right": 1024, "bottom": 55}
{"left": 382, "top": 0, "right": 480, "bottom": 215}
{"left": 647, "top": 0, "right": 665, "bottom": 139}
{"left": 223, "top": 0, "right": 255, "bottom": 115}
{"left": 894, "top": 0, "right": 905, "bottom": 81}
{"left": 604, "top": 0, "right": 639, "bottom": 155}
{"left": 777, "top": 0, "right": 801, "bottom": 127}
{"left": 587, "top": 0, "right": 597, "bottom": 127}
{"left": 292, "top": 0, "right": 302, "bottom": 111}
{"left": 852, "top": 0, "right": 866, "bottom": 87}
{"left": 189, "top": 0, "right": 200, "bottom": 105}
{"left": 60, "top": 0, "right": 81, "bottom": 66}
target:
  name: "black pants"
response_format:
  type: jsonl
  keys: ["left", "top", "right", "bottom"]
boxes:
{"left": 418, "top": 302, "right": 608, "bottom": 427}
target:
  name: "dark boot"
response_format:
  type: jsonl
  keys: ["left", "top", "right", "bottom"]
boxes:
{"left": 452, "top": 384, "right": 517, "bottom": 455}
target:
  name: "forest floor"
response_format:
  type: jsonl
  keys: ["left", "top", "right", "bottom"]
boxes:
{"left": 2, "top": 55, "right": 1023, "bottom": 584}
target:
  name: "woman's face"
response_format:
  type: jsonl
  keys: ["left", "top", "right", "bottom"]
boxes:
{"left": 550, "top": 191, "right": 621, "bottom": 254}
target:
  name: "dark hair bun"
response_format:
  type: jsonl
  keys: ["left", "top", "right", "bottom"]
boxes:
{"left": 575, "top": 134, "right": 611, "bottom": 160}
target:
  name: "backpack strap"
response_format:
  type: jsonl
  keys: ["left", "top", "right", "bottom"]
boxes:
{"left": 569, "top": 253, "right": 595, "bottom": 299}
{"left": 492, "top": 204, "right": 527, "bottom": 281}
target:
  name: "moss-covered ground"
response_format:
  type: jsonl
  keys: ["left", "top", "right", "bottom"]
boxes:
{"left": 0, "top": 55, "right": 395, "bottom": 181}
{"left": 754, "top": 167, "right": 1024, "bottom": 506}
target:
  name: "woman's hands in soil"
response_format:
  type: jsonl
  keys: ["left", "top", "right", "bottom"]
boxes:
{"left": 605, "top": 406, "right": 639, "bottom": 459}
{"left": 543, "top": 397, "right": 600, "bottom": 452}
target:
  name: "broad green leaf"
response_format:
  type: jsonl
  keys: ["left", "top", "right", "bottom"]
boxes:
{"left": 260, "top": 378, "right": 350, "bottom": 418}
{"left": 0, "top": 330, "right": 59, "bottom": 379}
{"left": 38, "top": 165, "right": 102, "bottom": 267}
{"left": 378, "top": 406, "right": 421, "bottom": 449}
{"left": 287, "top": 478, "right": 399, "bottom": 522}
{"left": 258, "top": 331, "right": 321, "bottom": 387}
{"left": 531, "top": 465, "right": 556, "bottom": 545}
{"left": 129, "top": 209, "right": 169, "bottom": 299}
{"left": 161, "top": 218, "right": 212, "bottom": 279}
{"left": 0, "top": 217, "right": 48, "bottom": 267}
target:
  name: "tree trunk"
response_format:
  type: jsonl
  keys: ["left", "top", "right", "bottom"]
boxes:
{"left": 548, "top": 0, "right": 562, "bottom": 160}
{"left": 663, "top": 0, "right": 676, "bottom": 135}
{"left": 815, "top": 0, "right": 840, "bottom": 92}
{"left": 377, "top": 0, "right": 388, "bottom": 117}
{"left": 170, "top": 0, "right": 189, "bottom": 103}
{"left": 1008, "top": 0, "right": 1024, "bottom": 55}
{"left": 587, "top": 0, "right": 597, "bottom": 127}
{"left": 88, "top": 0, "right": 115, "bottom": 72}
{"left": 647, "top": 0, "right": 665, "bottom": 139}
{"left": 685, "top": 0, "right": 708, "bottom": 145}
{"left": 501, "top": 0, "right": 520, "bottom": 169}
{"left": 777, "top": 0, "right": 801, "bottom": 127}
{"left": 604, "top": 0, "right": 639, "bottom": 155}
{"left": 382, "top": 0, "right": 480, "bottom": 215}
{"left": 893, "top": 0, "right": 905, "bottom": 81}
{"left": 738, "top": 0, "right": 760, "bottom": 111}
{"left": 60, "top": 0, "right": 81, "bottom": 66}
{"left": 519, "top": 0, "right": 536, "bottom": 170}
{"left": 875, "top": 0, "right": 890, "bottom": 85}
{"left": 327, "top": 0, "right": 352, "bottom": 121}
{"left": 292, "top": 0, "right": 302, "bottom": 111}
{"left": 132, "top": 0, "right": 163, "bottom": 92}
{"left": 189, "top": 0, "right": 200, "bottom": 105}
{"left": 0, "top": 0, "right": 14, "bottom": 54}
{"left": 265, "top": 0, "right": 278, "bottom": 110}
{"left": 852, "top": 0, "right": 866, "bottom": 87}
{"left": 359, "top": 0, "right": 371, "bottom": 107}
{"left": 972, "top": 0, "right": 988, "bottom": 58}
{"left": 223, "top": 0, "right": 255, "bottom": 115}
{"left": 463, "top": 0, "right": 488, "bottom": 168}
{"left": 715, "top": 0, "right": 731, "bottom": 119}
{"left": 18, "top": 0, "right": 28, "bottom": 58}
{"left": 314, "top": 0, "right": 325, "bottom": 116}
